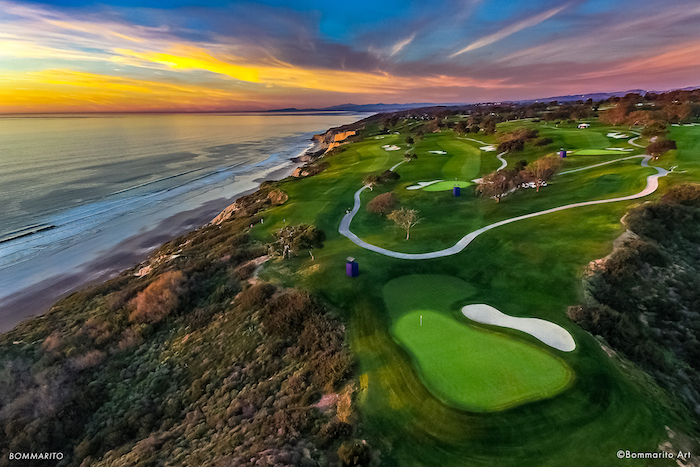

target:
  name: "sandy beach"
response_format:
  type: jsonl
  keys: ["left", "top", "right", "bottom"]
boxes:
{"left": 0, "top": 158, "right": 305, "bottom": 332}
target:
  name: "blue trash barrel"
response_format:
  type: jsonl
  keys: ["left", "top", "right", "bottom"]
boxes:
{"left": 346, "top": 260, "right": 359, "bottom": 277}
{"left": 453, "top": 186, "right": 461, "bottom": 197}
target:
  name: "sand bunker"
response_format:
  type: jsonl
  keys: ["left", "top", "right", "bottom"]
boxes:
{"left": 461, "top": 304, "right": 576, "bottom": 352}
{"left": 480, "top": 145, "right": 497, "bottom": 152}
{"left": 606, "top": 132, "right": 629, "bottom": 139}
{"left": 605, "top": 147, "right": 634, "bottom": 152}
{"left": 382, "top": 144, "right": 401, "bottom": 151}
{"left": 406, "top": 180, "right": 443, "bottom": 190}
{"left": 429, "top": 150, "right": 448, "bottom": 155}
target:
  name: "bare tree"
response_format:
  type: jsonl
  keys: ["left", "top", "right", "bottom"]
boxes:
{"left": 476, "top": 170, "right": 515, "bottom": 203}
{"left": 363, "top": 174, "right": 379, "bottom": 191}
{"left": 522, "top": 155, "right": 562, "bottom": 192}
{"left": 387, "top": 208, "right": 422, "bottom": 240}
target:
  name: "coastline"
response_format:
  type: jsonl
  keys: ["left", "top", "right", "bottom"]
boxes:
{"left": 0, "top": 146, "right": 315, "bottom": 333}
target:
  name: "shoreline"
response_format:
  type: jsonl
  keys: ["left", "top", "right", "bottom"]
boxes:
{"left": 0, "top": 148, "right": 314, "bottom": 333}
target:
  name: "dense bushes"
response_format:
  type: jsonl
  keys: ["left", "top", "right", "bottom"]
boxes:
{"left": 0, "top": 182, "right": 362, "bottom": 466}
{"left": 570, "top": 191, "right": 700, "bottom": 422}
{"left": 129, "top": 270, "right": 186, "bottom": 323}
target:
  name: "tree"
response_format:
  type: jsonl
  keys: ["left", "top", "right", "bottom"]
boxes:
{"left": 476, "top": 170, "right": 515, "bottom": 203}
{"left": 469, "top": 124, "right": 480, "bottom": 134}
{"left": 599, "top": 103, "right": 630, "bottom": 125}
{"left": 387, "top": 208, "right": 421, "bottom": 240}
{"left": 646, "top": 139, "right": 677, "bottom": 160}
{"left": 641, "top": 122, "right": 668, "bottom": 139}
{"left": 522, "top": 155, "right": 562, "bottom": 192}
{"left": 406, "top": 136, "right": 414, "bottom": 145}
{"left": 367, "top": 192, "right": 397, "bottom": 215}
{"left": 483, "top": 119, "right": 496, "bottom": 135}
{"left": 362, "top": 174, "right": 379, "bottom": 191}
{"left": 404, "top": 152, "right": 418, "bottom": 161}
{"left": 272, "top": 224, "right": 325, "bottom": 259}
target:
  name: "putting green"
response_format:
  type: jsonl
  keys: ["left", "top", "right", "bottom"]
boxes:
{"left": 392, "top": 311, "right": 573, "bottom": 411}
{"left": 571, "top": 149, "right": 631, "bottom": 156}
{"left": 384, "top": 275, "right": 573, "bottom": 411}
{"left": 422, "top": 180, "right": 473, "bottom": 191}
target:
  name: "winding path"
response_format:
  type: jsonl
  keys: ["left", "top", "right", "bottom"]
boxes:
{"left": 339, "top": 156, "right": 669, "bottom": 260}
{"left": 496, "top": 152, "right": 508, "bottom": 170}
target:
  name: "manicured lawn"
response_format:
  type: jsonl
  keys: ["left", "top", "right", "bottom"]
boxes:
{"left": 250, "top": 120, "right": 695, "bottom": 466}
{"left": 572, "top": 149, "right": 635, "bottom": 155}
{"left": 422, "top": 180, "right": 473, "bottom": 191}
{"left": 393, "top": 311, "right": 573, "bottom": 410}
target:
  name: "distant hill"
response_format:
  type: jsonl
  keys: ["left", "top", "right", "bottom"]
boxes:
{"left": 267, "top": 86, "right": 699, "bottom": 113}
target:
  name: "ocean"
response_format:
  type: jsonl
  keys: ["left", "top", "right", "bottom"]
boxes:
{"left": 0, "top": 112, "right": 362, "bottom": 330}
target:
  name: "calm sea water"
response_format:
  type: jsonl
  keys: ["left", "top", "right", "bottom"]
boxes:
{"left": 0, "top": 112, "right": 361, "bottom": 307}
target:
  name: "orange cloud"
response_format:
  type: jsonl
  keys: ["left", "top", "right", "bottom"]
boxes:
{"left": 115, "top": 45, "right": 516, "bottom": 95}
{"left": 0, "top": 69, "right": 252, "bottom": 112}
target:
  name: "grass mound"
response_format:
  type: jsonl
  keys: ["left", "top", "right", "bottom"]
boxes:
{"left": 422, "top": 180, "right": 473, "bottom": 192}
{"left": 383, "top": 275, "right": 573, "bottom": 411}
{"left": 572, "top": 149, "right": 632, "bottom": 156}
{"left": 393, "top": 311, "right": 573, "bottom": 410}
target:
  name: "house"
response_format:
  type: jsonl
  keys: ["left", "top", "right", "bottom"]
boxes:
{"left": 578, "top": 123, "right": 590, "bottom": 129}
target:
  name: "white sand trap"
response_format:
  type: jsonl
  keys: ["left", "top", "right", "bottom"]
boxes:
{"left": 429, "top": 150, "right": 448, "bottom": 155}
{"left": 480, "top": 145, "right": 497, "bottom": 151}
{"left": 606, "top": 132, "right": 628, "bottom": 139}
{"left": 461, "top": 304, "right": 576, "bottom": 352}
{"left": 375, "top": 136, "right": 386, "bottom": 139}
{"left": 382, "top": 144, "right": 401, "bottom": 151}
{"left": 605, "top": 147, "right": 634, "bottom": 152}
{"left": 406, "top": 180, "right": 443, "bottom": 190}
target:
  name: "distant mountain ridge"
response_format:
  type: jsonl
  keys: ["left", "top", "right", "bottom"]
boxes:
{"left": 270, "top": 86, "right": 699, "bottom": 113}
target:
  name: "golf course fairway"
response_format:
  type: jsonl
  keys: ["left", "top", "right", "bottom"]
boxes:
{"left": 392, "top": 311, "right": 574, "bottom": 411}
{"left": 422, "top": 180, "right": 473, "bottom": 191}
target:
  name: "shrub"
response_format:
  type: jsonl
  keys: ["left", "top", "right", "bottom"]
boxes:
{"left": 237, "top": 282, "right": 276, "bottom": 309}
{"left": 338, "top": 440, "right": 372, "bottom": 466}
{"left": 535, "top": 137, "right": 553, "bottom": 146}
{"left": 646, "top": 139, "right": 676, "bottom": 159}
{"left": 367, "top": 192, "right": 397, "bottom": 215}
{"left": 129, "top": 271, "right": 186, "bottom": 324}
{"left": 261, "top": 290, "right": 319, "bottom": 335}
{"left": 662, "top": 183, "right": 700, "bottom": 207}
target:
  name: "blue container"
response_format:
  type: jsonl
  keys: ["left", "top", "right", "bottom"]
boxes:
{"left": 453, "top": 186, "right": 461, "bottom": 197}
{"left": 346, "top": 261, "right": 359, "bottom": 277}
{"left": 559, "top": 150, "right": 567, "bottom": 158}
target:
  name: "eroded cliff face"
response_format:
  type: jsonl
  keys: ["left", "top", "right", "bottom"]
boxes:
{"left": 313, "top": 128, "right": 358, "bottom": 153}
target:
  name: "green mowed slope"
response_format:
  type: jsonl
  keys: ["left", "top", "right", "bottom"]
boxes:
{"left": 572, "top": 149, "right": 634, "bottom": 155}
{"left": 422, "top": 180, "right": 473, "bottom": 191}
{"left": 383, "top": 274, "right": 572, "bottom": 411}
{"left": 393, "top": 311, "right": 572, "bottom": 410}
{"left": 252, "top": 122, "right": 691, "bottom": 466}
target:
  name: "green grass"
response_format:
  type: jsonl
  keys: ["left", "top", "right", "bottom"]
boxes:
{"left": 422, "top": 180, "right": 473, "bottom": 191}
{"left": 572, "top": 149, "right": 634, "bottom": 156}
{"left": 393, "top": 311, "right": 573, "bottom": 410}
{"left": 382, "top": 275, "right": 572, "bottom": 411}
{"left": 248, "top": 120, "right": 695, "bottom": 466}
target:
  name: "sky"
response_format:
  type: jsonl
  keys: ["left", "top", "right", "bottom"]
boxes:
{"left": 2, "top": 0, "right": 700, "bottom": 113}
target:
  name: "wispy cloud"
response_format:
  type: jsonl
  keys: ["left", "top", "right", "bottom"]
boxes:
{"left": 450, "top": 4, "right": 569, "bottom": 57}
{"left": 390, "top": 34, "right": 416, "bottom": 56}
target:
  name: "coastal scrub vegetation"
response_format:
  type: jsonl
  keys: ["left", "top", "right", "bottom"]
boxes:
{"left": 569, "top": 184, "right": 700, "bottom": 426}
{"left": 0, "top": 187, "right": 367, "bottom": 467}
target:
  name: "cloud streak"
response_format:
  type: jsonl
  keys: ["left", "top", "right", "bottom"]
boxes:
{"left": 450, "top": 3, "right": 569, "bottom": 57}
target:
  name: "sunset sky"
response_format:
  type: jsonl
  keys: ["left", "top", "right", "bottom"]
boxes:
{"left": 2, "top": 0, "right": 700, "bottom": 113}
